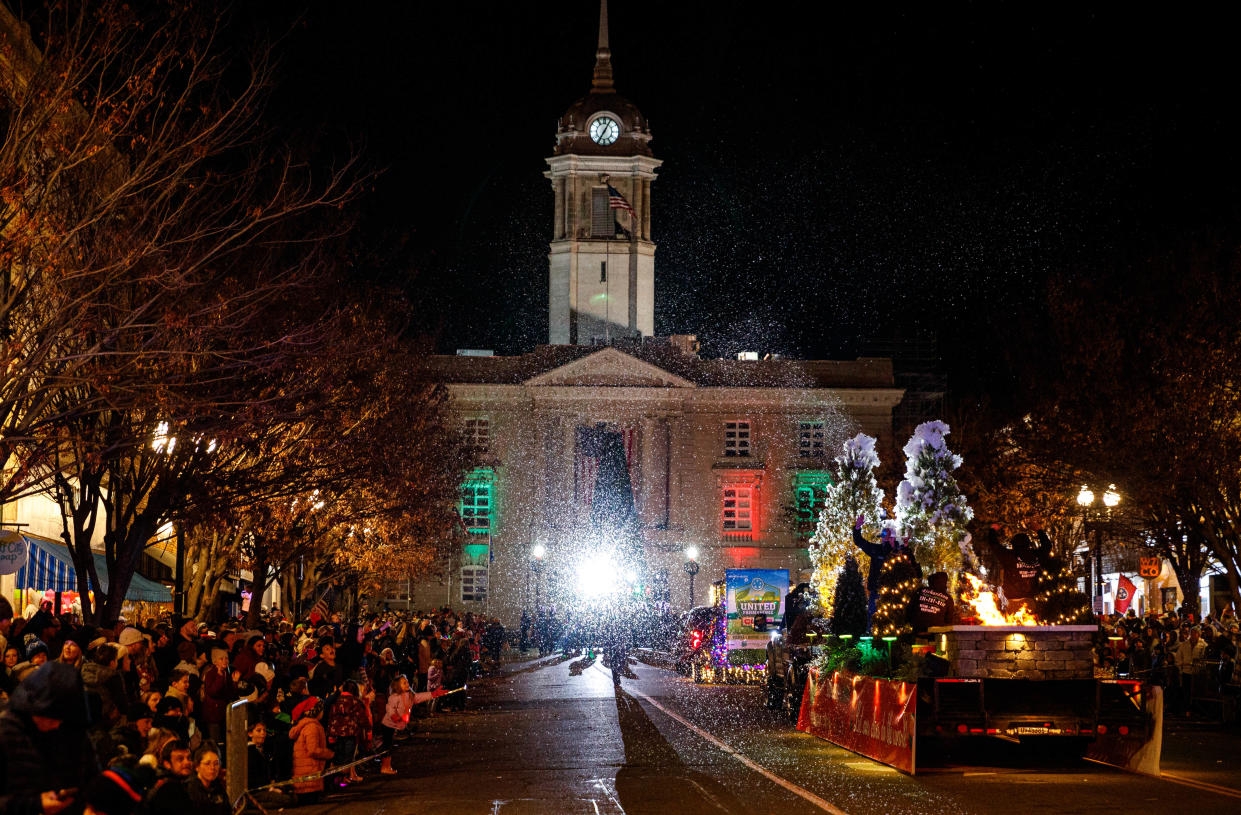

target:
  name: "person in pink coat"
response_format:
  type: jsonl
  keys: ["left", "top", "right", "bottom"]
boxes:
{"left": 290, "top": 697, "right": 335, "bottom": 804}
{"left": 377, "top": 674, "right": 445, "bottom": 775}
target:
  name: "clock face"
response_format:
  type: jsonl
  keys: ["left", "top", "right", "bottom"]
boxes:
{"left": 589, "top": 116, "right": 620, "bottom": 145}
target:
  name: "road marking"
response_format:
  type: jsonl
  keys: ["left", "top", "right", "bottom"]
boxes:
{"left": 613, "top": 670, "right": 849, "bottom": 815}
{"left": 1155, "top": 771, "right": 1241, "bottom": 800}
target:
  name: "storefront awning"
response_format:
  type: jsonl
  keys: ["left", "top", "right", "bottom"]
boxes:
{"left": 14, "top": 535, "right": 173, "bottom": 603}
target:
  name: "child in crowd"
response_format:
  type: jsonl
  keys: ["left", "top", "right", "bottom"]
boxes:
{"left": 377, "top": 674, "right": 444, "bottom": 775}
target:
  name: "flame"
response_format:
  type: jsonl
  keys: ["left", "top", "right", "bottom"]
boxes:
{"left": 961, "top": 574, "right": 1041, "bottom": 626}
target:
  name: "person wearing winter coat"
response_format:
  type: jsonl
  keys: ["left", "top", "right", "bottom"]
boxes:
{"left": 289, "top": 697, "right": 335, "bottom": 804}
{"left": 326, "top": 680, "right": 371, "bottom": 783}
{"left": 0, "top": 661, "right": 99, "bottom": 815}
{"left": 199, "top": 644, "right": 237, "bottom": 746}
{"left": 852, "top": 515, "right": 903, "bottom": 622}
{"left": 184, "top": 747, "right": 229, "bottom": 815}
{"left": 81, "top": 643, "right": 129, "bottom": 727}
{"left": 232, "top": 634, "right": 266, "bottom": 680}
{"left": 377, "top": 674, "right": 443, "bottom": 775}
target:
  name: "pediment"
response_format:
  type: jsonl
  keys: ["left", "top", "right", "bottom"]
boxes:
{"left": 524, "top": 347, "right": 695, "bottom": 388}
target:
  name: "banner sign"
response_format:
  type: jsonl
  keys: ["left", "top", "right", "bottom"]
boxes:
{"left": 0, "top": 530, "right": 26, "bottom": 575}
{"left": 796, "top": 666, "right": 917, "bottom": 774}
{"left": 1138, "top": 557, "right": 1161, "bottom": 579}
{"left": 725, "top": 569, "right": 788, "bottom": 649}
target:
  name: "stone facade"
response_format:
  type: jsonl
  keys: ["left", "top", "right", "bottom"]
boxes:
{"left": 929, "top": 625, "right": 1096, "bottom": 681}
{"left": 411, "top": 342, "right": 906, "bottom": 623}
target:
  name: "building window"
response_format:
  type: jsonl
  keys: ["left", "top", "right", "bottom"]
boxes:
{"left": 459, "top": 468, "right": 494, "bottom": 533}
{"left": 723, "top": 484, "right": 754, "bottom": 533}
{"left": 591, "top": 187, "right": 612, "bottom": 237}
{"left": 461, "top": 565, "right": 488, "bottom": 603}
{"left": 793, "top": 471, "right": 833, "bottom": 535}
{"left": 724, "top": 420, "right": 751, "bottom": 457}
{"left": 798, "top": 421, "right": 826, "bottom": 457}
{"left": 463, "top": 417, "right": 490, "bottom": 455}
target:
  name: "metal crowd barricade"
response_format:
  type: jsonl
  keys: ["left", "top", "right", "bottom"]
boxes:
{"left": 226, "top": 699, "right": 250, "bottom": 809}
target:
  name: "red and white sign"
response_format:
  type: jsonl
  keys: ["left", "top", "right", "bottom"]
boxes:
{"left": 797, "top": 667, "right": 917, "bottom": 774}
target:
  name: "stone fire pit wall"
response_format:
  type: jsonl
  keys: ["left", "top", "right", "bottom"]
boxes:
{"left": 927, "top": 625, "right": 1097, "bottom": 681}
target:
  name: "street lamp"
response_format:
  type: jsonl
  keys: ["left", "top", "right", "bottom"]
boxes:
{"left": 1077, "top": 484, "right": 1121, "bottom": 614}
{"left": 683, "top": 545, "right": 700, "bottom": 608}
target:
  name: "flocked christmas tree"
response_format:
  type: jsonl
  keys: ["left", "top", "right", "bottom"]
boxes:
{"left": 1031, "top": 533, "right": 1091, "bottom": 624}
{"left": 869, "top": 544, "right": 922, "bottom": 637}
{"left": 830, "top": 555, "right": 869, "bottom": 638}
{"left": 895, "top": 421, "right": 976, "bottom": 575}
{"left": 809, "top": 433, "right": 885, "bottom": 616}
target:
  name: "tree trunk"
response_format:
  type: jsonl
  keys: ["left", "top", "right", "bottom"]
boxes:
{"left": 246, "top": 540, "right": 270, "bottom": 629}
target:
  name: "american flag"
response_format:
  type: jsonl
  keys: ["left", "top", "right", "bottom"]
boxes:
{"left": 310, "top": 586, "right": 333, "bottom": 622}
{"left": 607, "top": 184, "right": 636, "bottom": 219}
{"left": 575, "top": 425, "right": 637, "bottom": 507}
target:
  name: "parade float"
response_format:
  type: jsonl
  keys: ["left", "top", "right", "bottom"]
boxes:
{"left": 791, "top": 423, "right": 1162, "bottom": 775}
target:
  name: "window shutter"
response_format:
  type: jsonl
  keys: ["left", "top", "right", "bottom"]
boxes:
{"left": 591, "top": 188, "right": 611, "bottom": 237}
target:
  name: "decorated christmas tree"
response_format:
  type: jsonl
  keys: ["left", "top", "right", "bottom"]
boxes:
{"left": 809, "top": 433, "right": 885, "bottom": 616}
{"left": 895, "top": 421, "right": 975, "bottom": 575}
{"left": 869, "top": 546, "right": 922, "bottom": 637}
{"left": 830, "top": 555, "right": 869, "bottom": 638}
{"left": 1032, "top": 541, "right": 1091, "bottom": 624}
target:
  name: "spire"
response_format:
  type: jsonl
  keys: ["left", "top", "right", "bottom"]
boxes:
{"left": 592, "top": 0, "right": 615, "bottom": 93}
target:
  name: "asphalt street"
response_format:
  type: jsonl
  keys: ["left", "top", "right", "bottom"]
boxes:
{"left": 294, "top": 653, "right": 1241, "bottom": 815}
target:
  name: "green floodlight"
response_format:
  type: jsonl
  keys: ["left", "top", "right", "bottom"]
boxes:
{"left": 882, "top": 636, "right": 898, "bottom": 643}
{"left": 839, "top": 634, "right": 854, "bottom": 639}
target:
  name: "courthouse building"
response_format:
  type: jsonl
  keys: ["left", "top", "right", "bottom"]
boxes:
{"left": 397, "top": 3, "right": 905, "bottom": 621}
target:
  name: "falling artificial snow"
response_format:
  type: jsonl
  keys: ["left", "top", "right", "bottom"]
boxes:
{"left": 895, "top": 420, "right": 975, "bottom": 575}
{"left": 808, "top": 433, "right": 884, "bottom": 617}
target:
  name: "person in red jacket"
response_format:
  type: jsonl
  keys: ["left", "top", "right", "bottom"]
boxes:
{"left": 199, "top": 643, "right": 237, "bottom": 748}
{"left": 326, "top": 680, "right": 371, "bottom": 784}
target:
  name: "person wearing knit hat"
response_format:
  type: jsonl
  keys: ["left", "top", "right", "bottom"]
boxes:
{"left": 84, "top": 765, "right": 152, "bottom": 815}
{"left": 289, "top": 697, "right": 334, "bottom": 803}
{"left": 24, "top": 633, "right": 49, "bottom": 665}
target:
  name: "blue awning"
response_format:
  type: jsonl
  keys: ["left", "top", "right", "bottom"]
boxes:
{"left": 14, "top": 535, "right": 172, "bottom": 603}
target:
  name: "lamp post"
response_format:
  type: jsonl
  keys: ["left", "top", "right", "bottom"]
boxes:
{"left": 683, "top": 545, "right": 700, "bottom": 608}
{"left": 1077, "top": 484, "right": 1121, "bottom": 614}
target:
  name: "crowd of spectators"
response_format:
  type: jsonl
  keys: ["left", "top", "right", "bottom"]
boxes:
{"left": 1096, "top": 605, "right": 1240, "bottom": 716}
{"left": 0, "top": 593, "right": 509, "bottom": 814}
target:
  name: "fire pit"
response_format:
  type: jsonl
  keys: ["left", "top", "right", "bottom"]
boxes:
{"left": 928, "top": 625, "right": 1096, "bottom": 680}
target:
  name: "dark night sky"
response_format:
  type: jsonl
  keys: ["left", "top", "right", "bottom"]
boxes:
{"left": 257, "top": 2, "right": 1241, "bottom": 387}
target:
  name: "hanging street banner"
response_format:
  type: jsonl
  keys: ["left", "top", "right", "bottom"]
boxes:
{"left": 724, "top": 569, "right": 788, "bottom": 649}
{"left": 0, "top": 530, "right": 26, "bottom": 575}
{"left": 797, "top": 666, "right": 917, "bottom": 774}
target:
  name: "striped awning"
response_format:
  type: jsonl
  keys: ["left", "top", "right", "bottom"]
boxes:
{"left": 14, "top": 535, "right": 172, "bottom": 603}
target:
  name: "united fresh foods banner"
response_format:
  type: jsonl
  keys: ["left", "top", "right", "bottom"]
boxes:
{"left": 725, "top": 569, "right": 788, "bottom": 649}
{"left": 797, "top": 667, "right": 917, "bottom": 774}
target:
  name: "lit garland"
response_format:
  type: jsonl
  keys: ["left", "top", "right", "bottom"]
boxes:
{"left": 697, "top": 663, "right": 769, "bottom": 685}
{"left": 870, "top": 550, "right": 921, "bottom": 637}
{"left": 1032, "top": 558, "right": 1091, "bottom": 625}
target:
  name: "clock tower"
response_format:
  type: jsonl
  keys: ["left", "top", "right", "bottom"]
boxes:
{"left": 546, "top": 0, "right": 660, "bottom": 345}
